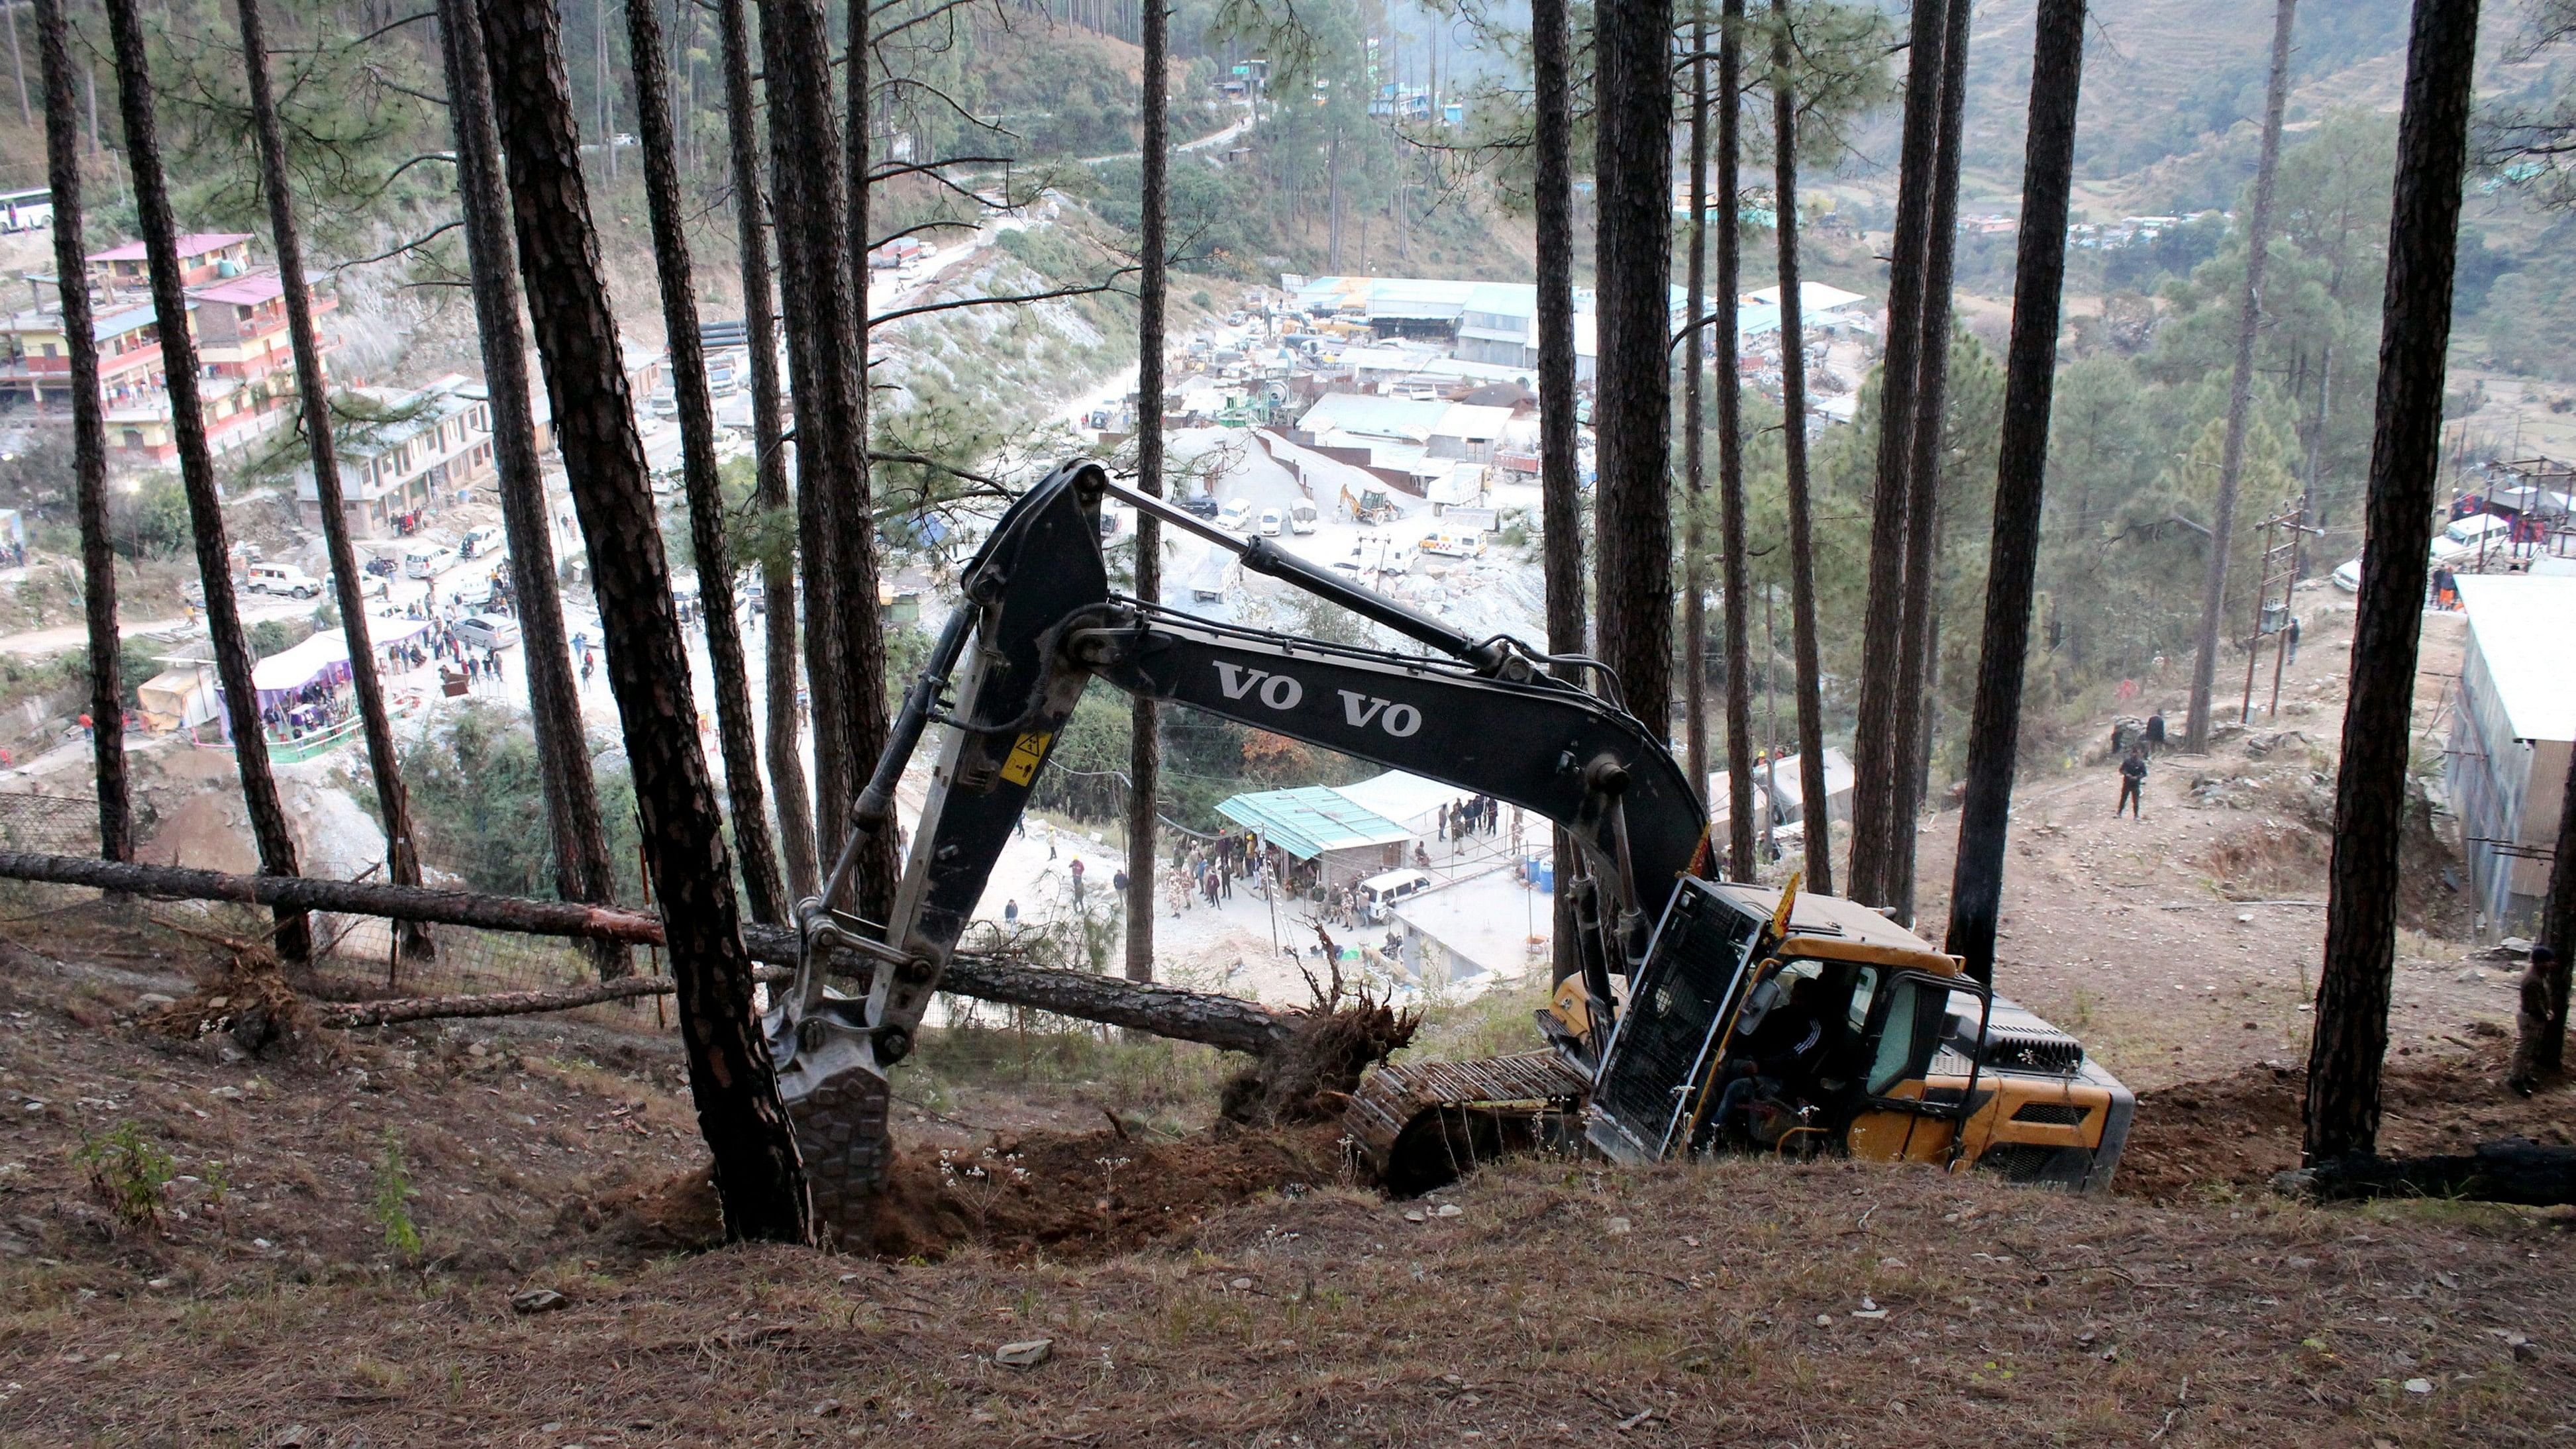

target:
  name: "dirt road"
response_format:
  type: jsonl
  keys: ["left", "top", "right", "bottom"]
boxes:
{"left": 1907, "top": 588, "right": 2511, "bottom": 1091}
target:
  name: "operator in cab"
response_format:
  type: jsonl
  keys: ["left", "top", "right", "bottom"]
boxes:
{"left": 1707, "top": 973, "right": 1830, "bottom": 1149}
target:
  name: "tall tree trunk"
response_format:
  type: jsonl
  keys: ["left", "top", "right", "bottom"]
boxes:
{"left": 625, "top": 0, "right": 786, "bottom": 925}
{"left": 477, "top": 0, "right": 808, "bottom": 1242}
{"left": 1884, "top": 0, "right": 1971, "bottom": 924}
{"left": 6, "top": 0, "right": 28, "bottom": 126}
{"left": 234, "top": 0, "right": 430, "bottom": 957}
{"left": 2186, "top": 0, "right": 2299, "bottom": 752}
{"left": 1944, "top": 0, "right": 2085, "bottom": 986}
{"left": 1846, "top": 0, "right": 1948, "bottom": 907}
{"left": 102, "top": 0, "right": 307, "bottom": 963}
{"left": 1714, "top": 0, "right": 1753, "bottom": 883}
{"left": 1681, "top": 5, "right": 1709, "bottom": 801}
{"left": 2526, "top": 740, "right": 2576, "bottom": 1079}
{"left": 2305, "top": 0, "right": 2480, "bottom": 1166}
{"left": 438, "top": 0, "right": 626, "bottom": 975}
{"left": 36, "top": 0, "right": 127, "bottom": 868}
{"left": 1767, "top": 0, "right": 1829, "bottom": 895}
{"left": 1534, "top": 0, "right": 1585, "bottom": 982}
{"left": 758, "top": 0, "right": 849, "bottom": 890}
{"left": 1125, "top": 0, "right": 1166, "bottom": 986}
{"left": 1590, "top": 0, "right": 1675, "bottom": 737}
{"left": 834, "top": 0, "right": 895, "bottom": 921}
{"left": 716, "top": 0, "right": 817, "bottom": 898}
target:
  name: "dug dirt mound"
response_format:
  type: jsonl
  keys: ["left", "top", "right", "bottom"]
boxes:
{"left": 2118, "top": 1039, "right": 2575, "bottom": 1199}
{"left": 569, "top": 1121, "right": 1349, "bottom": 1261}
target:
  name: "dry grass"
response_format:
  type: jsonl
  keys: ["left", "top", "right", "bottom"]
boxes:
{"left": 5, "top": 924, "right": 2575, "bottom": 1445}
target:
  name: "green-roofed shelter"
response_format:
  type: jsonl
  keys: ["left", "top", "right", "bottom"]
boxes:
{"left": 1215, "top": 785, "right": 1416, "bottom": 889}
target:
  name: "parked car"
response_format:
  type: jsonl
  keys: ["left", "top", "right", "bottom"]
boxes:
{"left": 244, "top": 562, "right": 323, "bottom": 599}
{"left": 1257, "top": 507, "right": 1284, "bottom": 537}
{"left": 1178, "top": 493, "right": 1221, "bottom": 519}
{"left": 458, "top": 526, "right": 503, "bottom": 560}
{"left": 1288, "top": 501, "right": 1319, "bottom": 534}
{"left": 452, "top": 616, "right": 521, "bottom": 651}
{"left": 403, "top": 544, "right": 457, "bottom": 579}
{"left": 2430, "top": 511, "right": 2512, "bottom": 564}
{"left": 1217, "top": 498, "right": 1257, "bottom": 532}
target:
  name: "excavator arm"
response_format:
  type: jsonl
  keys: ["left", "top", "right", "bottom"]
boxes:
{"left": 766, "top": 458, "right": 1704, "bottom": 1224}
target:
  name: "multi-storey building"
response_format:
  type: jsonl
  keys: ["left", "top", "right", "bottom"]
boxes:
{"left": 295, "top": 374, "right": 496, "bottom": 538}
{"left": 0, "top": 232, "right": 332, "bottom": 462}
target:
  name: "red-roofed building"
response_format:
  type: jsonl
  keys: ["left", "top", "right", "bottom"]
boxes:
{"left": 5, "top": 231, "right": 335, "bottom": 462}
{"left": 85, "top": 232, "right": 253, "bottom": 297}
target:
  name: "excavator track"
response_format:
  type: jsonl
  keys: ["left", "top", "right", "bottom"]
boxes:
{"left": 787, "top": 1067, "right": 891, "bottom": 1244}
{"left": 1344, "top": 1051, "right": 1594, "bottom": 1196}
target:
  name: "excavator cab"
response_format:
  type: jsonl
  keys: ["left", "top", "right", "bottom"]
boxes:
{"left": 1580, "top": 879, "right": 2133, "bottom": 1190}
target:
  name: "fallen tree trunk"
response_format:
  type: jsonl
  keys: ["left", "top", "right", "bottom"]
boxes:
{"left": 2275, "top": 1138, "right": 2576, "bottom": 1205}
{"left": 315, "top": 974, "right": 684, "bottom": 1028}
{"left": 737, "top": 924, "right": 1292, "bottom": 1056}
{"left": 0, "top": 849, "right": 1290, "bottom": 1055}
{"left": 0, "top": 850, "right": 665, "bottom": 944}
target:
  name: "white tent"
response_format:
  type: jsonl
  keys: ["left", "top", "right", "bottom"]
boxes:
{"left": 250, "top": 631, "right": 350, "bottom": 693}
{"left": 1329, "top": 770, "right": 1458, "bottom": 838}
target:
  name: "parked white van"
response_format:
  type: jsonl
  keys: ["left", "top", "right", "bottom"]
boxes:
{"left": 1288, "top": 501, "right": 1319, "bottom": 534}
{"left": 403, "top": 544, "right": 456, "bottom": 579}
{"left": 1357, "top": 868, "right": 1434, "bottom": 921}
{"left": 1217, "top": 498, "right": 1257, "bottom": 532}
{"left": 2430, "top": 512, "right": 2512, "bottom": 564}
{"left": 1418, "top": 530, "right": 1487, "bottom": 559}
{"left": 244, "top": 563, "right": 323, "bottom": 599}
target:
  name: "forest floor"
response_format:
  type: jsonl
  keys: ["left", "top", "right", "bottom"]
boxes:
{"left": 2, "top": 910, "right": 2573, "bottom": 1446}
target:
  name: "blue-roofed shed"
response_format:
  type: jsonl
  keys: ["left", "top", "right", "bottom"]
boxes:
{"left": 1215, "top": 785, "right": 1415, "bottom": 888}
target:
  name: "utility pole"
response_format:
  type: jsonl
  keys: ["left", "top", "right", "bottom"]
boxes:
{"left": 2238, "top": 498, "right": 2316, "bottom": 724}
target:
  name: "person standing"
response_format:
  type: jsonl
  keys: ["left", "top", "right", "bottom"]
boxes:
{"left": 2285, "top": 614, "right": 2301, "bottom": 664}
{"left": 2509, "top": 945, "right": 2558, "bottom": 1096}
{"left": 1003, "top": 898, "right": 1019, "bottom": 924}
{"left": 2116, "top": 746, "right": 2148, "bottom": 820}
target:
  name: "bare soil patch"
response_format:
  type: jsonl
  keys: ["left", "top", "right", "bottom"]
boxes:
{"left": 2120, "top": 1039, "right": 2576, "bottom": 1200}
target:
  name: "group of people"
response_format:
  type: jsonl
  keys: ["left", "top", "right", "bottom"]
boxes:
{"left": 1438, "top": 794, "right": 1500, "bottom": 843}
{"left": 259, "top": 679, "right": 351, "bottom": 743}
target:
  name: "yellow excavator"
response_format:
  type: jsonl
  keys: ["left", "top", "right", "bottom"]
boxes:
{"left": 765, "top": 461, "right": 2132, "bottom": 1228}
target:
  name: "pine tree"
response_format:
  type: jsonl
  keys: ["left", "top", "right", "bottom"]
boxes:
{"left": 2188, "top": 0, "right": 2300, "bottom": 752}
{"left": 1946, "top": 0, "right": 2087, "bottom": 985}
{"left": 34, "top": 0, "right": 126, "bottom": 868}
{"left": 103, "top": 0, "right": 307, "bottom": 962}
{"left": 624, "top": 0, "right": 787, "bottom": 924}
{"left": 715, "top": 0, "right": 819, "bottom": 898}
{"left": 1125, "top": 0, "right": 1168, "bottom": 986}
{"left": 2306, "top": 0, "right": 2483, "bottom": 1166}
{"left": 231, "top": 0, "right": 430, "bottom": 956}
{"left": 436, "top": 0, "right": 625, "bottom": 975}
{"left": 1767, "top": 0, "right": 1831, "bottom": 895}
{"left": 478, "top": 0, "right": 808, "bottom": 1242}
{"left": 1533, "top": 0, "right": 1585, "bottom": 981}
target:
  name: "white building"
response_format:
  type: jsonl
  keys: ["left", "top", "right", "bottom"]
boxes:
{"left": 2446, "top": 575, "right": 2576, "bottom": 935}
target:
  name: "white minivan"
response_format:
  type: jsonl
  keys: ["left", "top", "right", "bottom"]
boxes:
{"left": 1217, "top": 498, "right": 1257, "bottom": 532}
{"left": 244, "top": 563, "right": 323, "bottom": 599}
{"left": 2431, "top": 512, "right": 2511, "bottom": 564}
{"left": 403, "top": 543, "right": 457, "bottom": 579}
{"left": 1357, "top": 868, "right": 1434, "bottom": 922}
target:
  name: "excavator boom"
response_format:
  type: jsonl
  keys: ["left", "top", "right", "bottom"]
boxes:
{"left": 768, "top": 458, "right": 1707, "bottom": 1228}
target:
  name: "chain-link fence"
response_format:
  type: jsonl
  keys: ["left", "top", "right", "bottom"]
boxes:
{"left": 0, "top": 792, "right": 101, "bottom": 856}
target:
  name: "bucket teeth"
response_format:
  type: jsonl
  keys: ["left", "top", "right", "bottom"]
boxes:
{"left": 787, "top": 1066, "right": 890, "bottom": 1245}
